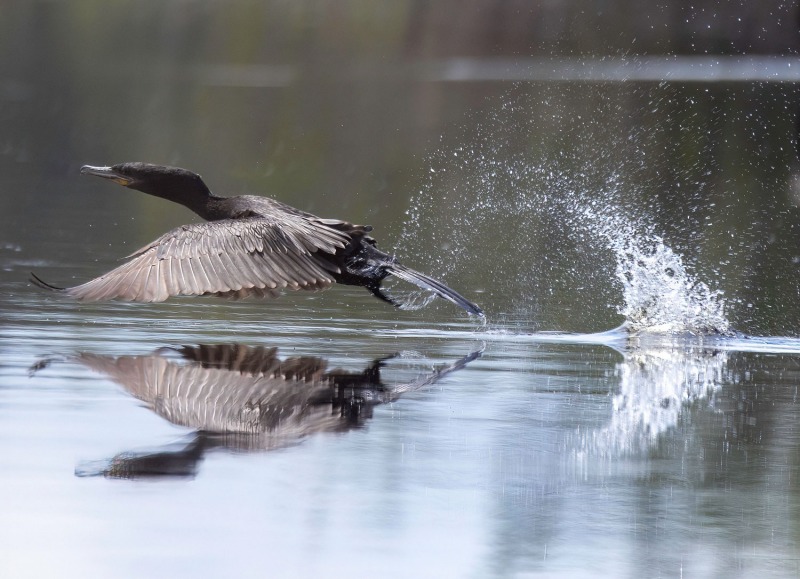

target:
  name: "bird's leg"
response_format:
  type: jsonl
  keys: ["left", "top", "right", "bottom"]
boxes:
{"left": 366, "top": 283, "right": 403, "bottom": 308}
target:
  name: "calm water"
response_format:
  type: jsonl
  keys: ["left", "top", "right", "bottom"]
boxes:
{"left": 4, "top": 2, "right": 800, "bottom": 578}
{"left": 5, "top": 293, "right": 800, "bottom": 578}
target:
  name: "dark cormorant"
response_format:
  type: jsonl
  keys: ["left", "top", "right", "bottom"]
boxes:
{"left": 30, "top": 163, "right": 483, "bottom": 316}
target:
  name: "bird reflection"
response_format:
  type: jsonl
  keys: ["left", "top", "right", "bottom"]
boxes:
{"left": 60, "top": 343, "right": 481, "bottom": 479}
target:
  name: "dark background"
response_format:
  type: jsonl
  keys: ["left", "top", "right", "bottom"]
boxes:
{"left": 3, "top": 0, "right": 800, "bottom": 333}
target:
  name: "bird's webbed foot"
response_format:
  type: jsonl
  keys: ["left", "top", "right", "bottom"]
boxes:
{"left": 367, "top": 284, "right": 403, "bottom": 308}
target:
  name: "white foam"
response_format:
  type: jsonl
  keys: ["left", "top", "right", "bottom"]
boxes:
{"left": 575, "top": 203, "right": 730, "bottom": 335}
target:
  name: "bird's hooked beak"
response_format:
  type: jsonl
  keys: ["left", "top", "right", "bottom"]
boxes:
{"left": 80, "top": 165, "right": 133, "bottom": 187}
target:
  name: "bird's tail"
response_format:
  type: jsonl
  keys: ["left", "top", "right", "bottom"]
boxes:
{"left": 29, "top": 272, "right": 65, "bottom": 293}
{"left": 385, "top": 264, "right": 484, "bottom": 317}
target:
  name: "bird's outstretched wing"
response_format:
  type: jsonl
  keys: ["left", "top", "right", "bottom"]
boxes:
{"left": 38, "top": 217, "right": 350, "bottom": 302}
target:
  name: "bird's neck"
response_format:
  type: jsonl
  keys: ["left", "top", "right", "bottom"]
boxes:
{"left": 137, "top": 185, "right": 226, "bottom": 221}
{"left": 191, "top": 194, "right": 230, "bottom": 221}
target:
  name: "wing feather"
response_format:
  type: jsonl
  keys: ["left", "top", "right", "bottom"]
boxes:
{"left": 133, "top": 265, "right": 152, "bottom": 301}
{"left": 170, "top": 255, "right": 189, "bottom": 295}
{"left": 206, "top": 252, "right": 236, "bottom": 292}
{"left": 164, "top": 257, "right": 181, "bottom": 296}
{"left": 153, "top": 258, "right": 170, "bottom": 302}
{"left": 59, "top": 217, "right": 348, "bottom": 302}
{"left": 182, "top": 256, "right": 201, "bottom": 295}
{"left": 189, "top": 252, "right": 216, "bottom": 293}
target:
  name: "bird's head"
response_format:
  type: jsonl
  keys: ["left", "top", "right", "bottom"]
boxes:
{"left": 80, "top": 163, "right": 212, "bottom": 201}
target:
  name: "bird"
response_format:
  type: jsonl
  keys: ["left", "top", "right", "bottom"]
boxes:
{"left": 30, "top": 162, "right": 483, "bottom": 316}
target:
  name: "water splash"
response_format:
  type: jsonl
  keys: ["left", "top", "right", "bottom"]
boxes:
{"left": 399, "top": 85, "right": 733, "bottom": 335}
{"left": 575, "top": 204, "right": 731, "bottom": 335}
{"left": 611, "top": 235, "right": 730, "bottom": 334}
{"left": 379, "top": 281, "right": 438, "bottom": 311}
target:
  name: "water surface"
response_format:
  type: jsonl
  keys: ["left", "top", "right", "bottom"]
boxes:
{"left": 4, "top": 282, "right": 800, "bottom": 578}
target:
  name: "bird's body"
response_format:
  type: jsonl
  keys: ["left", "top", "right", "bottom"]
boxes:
{"left": 31, "top": 163, "right": 483, "bottom": 316}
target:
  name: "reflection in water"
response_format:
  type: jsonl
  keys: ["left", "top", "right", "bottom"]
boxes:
{"left": 424, "top": 55, "right": 800, "bottom": 83}
{"left": 194, "top": 57, "right": 800, "bottom": 87}
{"left": 492, "top": 334, "right": 800, "bottom": 577}
{"left": 38, "top": 344, "right": 481, "bottom": 478}
{"left": 588, "top": 337, "right": 729, "bottom": 456}
{"left": 571, "top": 330, "right": 800, "bottom": 457}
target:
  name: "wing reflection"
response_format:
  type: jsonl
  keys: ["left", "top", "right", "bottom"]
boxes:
{"left": 67, "top": 343, "right": 482, "bottom": 479}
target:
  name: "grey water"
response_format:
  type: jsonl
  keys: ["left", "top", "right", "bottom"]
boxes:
{"left": 5, "top": 2, "right": 800, "bottom": 578}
